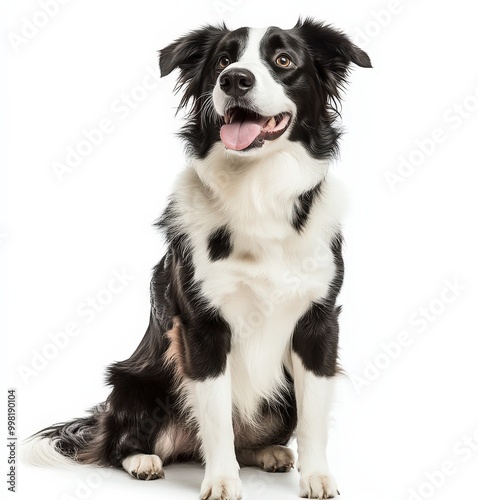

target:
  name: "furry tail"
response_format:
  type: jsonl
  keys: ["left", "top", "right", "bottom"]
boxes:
{"left": 21, "top": 404, "right": 105, "bottom": 467}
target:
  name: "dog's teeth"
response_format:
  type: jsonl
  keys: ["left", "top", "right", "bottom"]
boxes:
{"left": 268, "top": 117, "right": 276, "bottom": 129}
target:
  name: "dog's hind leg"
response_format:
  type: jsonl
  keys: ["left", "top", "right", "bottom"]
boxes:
{"left": 122, "top": 453, "right": 165, "bottom": 480}
{"left": 237, "top": 445, "right": 295, "bottom": 473}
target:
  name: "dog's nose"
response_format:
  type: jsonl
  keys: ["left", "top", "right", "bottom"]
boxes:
{"left": 219, "top": 69, "right": 255, "bottom": 97}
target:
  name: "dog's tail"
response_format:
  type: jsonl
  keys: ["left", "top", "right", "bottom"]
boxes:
{"left": 21, "top": 403, "right": 105, "bottom": 468}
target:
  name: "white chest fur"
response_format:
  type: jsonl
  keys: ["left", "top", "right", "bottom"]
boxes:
{"left": 173, "top": 144, "right": 345, "bottom": 421}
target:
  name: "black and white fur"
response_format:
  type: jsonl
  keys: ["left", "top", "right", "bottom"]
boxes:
{"left": 24, "top": 19, "right": 371, "bottom": 500}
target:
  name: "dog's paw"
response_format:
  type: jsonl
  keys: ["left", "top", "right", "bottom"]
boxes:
{"left": 122, "top": 453, "right": 165, "bottom": 480}
{"left": 257, "top": 445, "right": 294, "bottom": 473}
{"left": 299, "top": 473, "right": 338, "bottom": 499}
{"left": 200, "top": 476, "right": 242, "bottom": 500}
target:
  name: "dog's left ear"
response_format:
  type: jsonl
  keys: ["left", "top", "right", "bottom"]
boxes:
{"left": 159, "top": 25, "right": 229, "bottom": 110}
{"left": 296, "top": 18, "right": 372, "bottom": 98}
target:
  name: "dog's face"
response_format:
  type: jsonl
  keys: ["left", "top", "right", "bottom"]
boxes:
{"left": 211, "top": 27, "right": 296, "bottom": 153}
{"left": 160, "top": 19, "right": 371, "bottom": 159}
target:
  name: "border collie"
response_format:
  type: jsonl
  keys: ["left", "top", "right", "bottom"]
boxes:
{"left": 24, "top": 18, "right": 371, "bottom": 500}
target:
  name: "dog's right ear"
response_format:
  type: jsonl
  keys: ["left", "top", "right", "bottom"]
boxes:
{"left": 159, "top": 25, "right": 228, "bottom": 77}
{"left": 159, "top": 25, "right": 228, "bottom": 110}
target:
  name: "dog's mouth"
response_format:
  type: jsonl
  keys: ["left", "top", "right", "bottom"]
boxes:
{"left": 220, "top": 107, "right": 292, "bottom": 152}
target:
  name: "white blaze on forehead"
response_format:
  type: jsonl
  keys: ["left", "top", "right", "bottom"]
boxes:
{"left": 238, "top": 27, "right": 269, "bottom": 65}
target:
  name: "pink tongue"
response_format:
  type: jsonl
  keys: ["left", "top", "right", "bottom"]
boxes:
{"left": 220, "top": 118, "right": 264, "bottom": 151}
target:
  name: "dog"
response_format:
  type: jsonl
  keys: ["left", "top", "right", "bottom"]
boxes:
{"left": 24, "top": 18, "right": 371, "bottom": 500}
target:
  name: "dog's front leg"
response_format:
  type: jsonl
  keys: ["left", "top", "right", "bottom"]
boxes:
{"left": 292, "top": 303, "right": 341, "bottom": 499}
{"left": 188, "top": 361, "right": 241, "bottom": 500}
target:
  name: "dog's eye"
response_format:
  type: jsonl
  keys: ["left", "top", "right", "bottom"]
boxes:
{"left": 218, "top": 57, "right": 231, "bottom": 69}
{"left": 275, "top": 54, "right": 292, "bottom": 68}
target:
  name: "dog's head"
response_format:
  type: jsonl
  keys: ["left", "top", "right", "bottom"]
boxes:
{"left": 159, "top": 18, "right": 371, "bottom": 159}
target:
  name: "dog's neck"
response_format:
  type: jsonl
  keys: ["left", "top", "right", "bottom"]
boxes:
{"left": 192, "top": 141, "right": 328, "bottom": 214}
{"left": 165, "top": 141, "right": 334, "bottom": 246}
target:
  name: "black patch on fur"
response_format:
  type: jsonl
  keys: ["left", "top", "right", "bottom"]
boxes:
{"left": 292, "top": 302, "right": 340, "bottom": 377}
{"left": 292, "top": 182, "right": 322, "bottom": 232}
{"left": 166, "top": 245, "right": 232, "bottom": 380}
{"left": 291, "top": 232, "right": 344, "bottom": 376}
{"left": 328, "top": 233, "right": 344, "bottom": 303}
{"left": 155, "top": 199, "right": 183, "bottom": 247}
{"left": 207, "top": 226, "right": 233, "bottom": 261}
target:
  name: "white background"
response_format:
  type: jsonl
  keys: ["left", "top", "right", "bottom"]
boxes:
{"left": 2, "top": 0, "right": 478, "bottom": 499}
